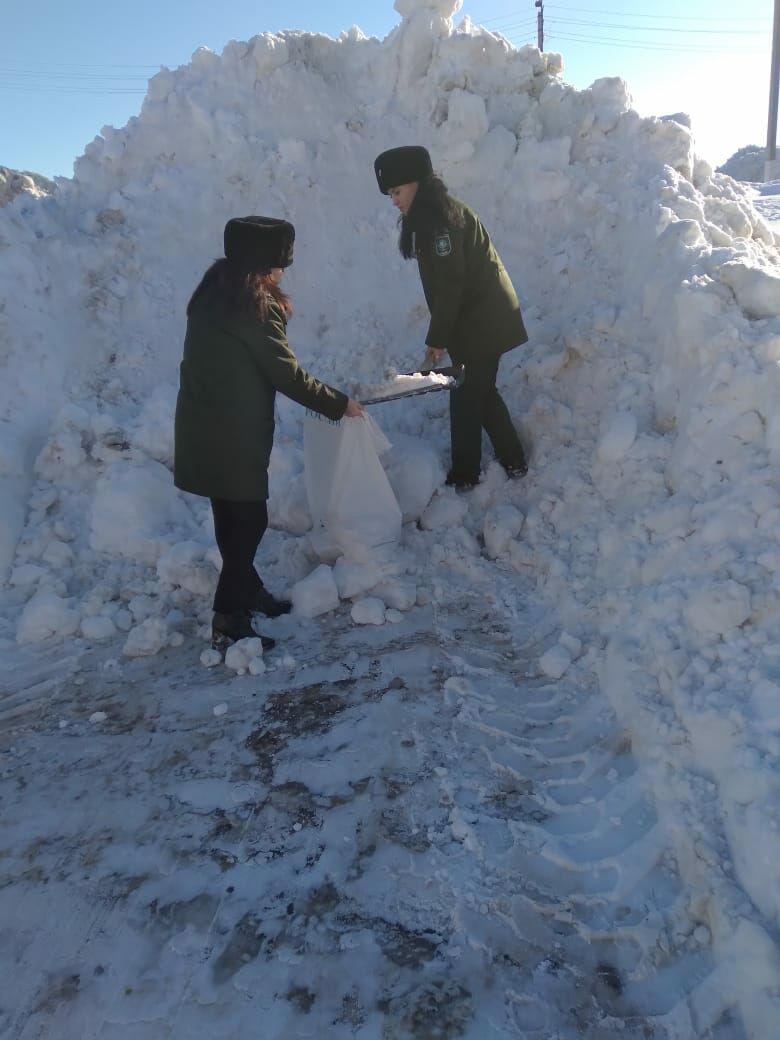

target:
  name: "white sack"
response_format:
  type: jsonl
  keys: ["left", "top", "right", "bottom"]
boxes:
{"left": 304, "top": 413, "right": 402, "bottom": 562}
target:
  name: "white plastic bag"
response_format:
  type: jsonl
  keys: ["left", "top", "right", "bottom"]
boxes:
{"left": 303, "top": 412, "right": 402, "bottom": 562}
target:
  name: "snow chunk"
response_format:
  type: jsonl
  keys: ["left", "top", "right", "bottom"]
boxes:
{"left": 559, "top": 632, "right": 582, "bottom": 658}
{"left": 351, "top": 597, "right": 386, "bottom": 625}
{"left": 17, "top": 590, "right": 80, "bottom": 644}
{"left": 133, "top": 384, "right": 176, "bottom": 465}
{"left": 750, "top": 680, "right": 780, "bottom": 732}
{"left": 90, "top": 461, "right": 192, "bottom": 565}
{"left": 395, "top": 0, "right": 462, "bottom": 16}
{"left": 719, "top": 261, "right": 780, "bottom": 320}
{"left": 122, "top": 617, "right": 169, "bottom": 657}
{"left": 333, "top": 557, "right": 390, "bottom": 600}
{"left": 200, "top": 648, "right": 222, "bottom": 669}
{"left": 291, "top": 565, "right": 340, "bottom": 618}
{"left": 9, "top": 564, "right": 47, "bottom": 588}
{"left": 483, "top": 505, "right": 525, "bottom": 558}
{"left": 539, "top": 644, "right": 572, "bottom": 679}
{"left": 267, "top": 445, "right": 312, "bottom": 536}
{"left": 156, "top": 540, "right": 215, "bottom": 597}
{"left": 224, "top": 637, "right": 266, "bottom": 674}
{"left": 420, "top": 491, "right": 468, "bottom": 531}
{"left": 80, "top": 615, "right": 117, "bottom": 642}
{"left": 368, "top": 372, "right": 452, "bottom": 397}
{"left": 250, "top": 33, "right": 290, "bottom": 75}
{"left": 596, "top": 413, "right": 637, "bottom": 463}
{"left": 683, "top": 581, "right": 751, "bottom": 635}
{"left": 439, "top": 89, "right": 489, "bottom": 163}
{"left": 371, "top": 577, "right": 418, "bottom": 611}
{"left": 384, "top": 434, "right": 443, "bottom": 522}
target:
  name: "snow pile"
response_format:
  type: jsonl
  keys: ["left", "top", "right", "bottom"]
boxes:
{"left": 0, "top": 166, "right": 57, "bottom": 207}
{"left": 3, "top": 0, "right": 780, "bottom": 1022}
{"left": 717, "top": 145, "right": 765, "bottom": 184}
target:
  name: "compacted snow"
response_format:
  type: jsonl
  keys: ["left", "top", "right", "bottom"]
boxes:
{"left": 2, "top": 0, "right": 780, "bottom": 1036}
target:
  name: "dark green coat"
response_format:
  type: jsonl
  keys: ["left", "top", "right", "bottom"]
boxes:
{"left": 174, "top": 290, "right": 347, "bottom": 501}
{"left": 417, "top": 200, "right": 528, "bottom": 363}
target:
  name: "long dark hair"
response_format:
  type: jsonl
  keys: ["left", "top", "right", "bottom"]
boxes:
{"left": 399, "top": 175, "right": 464, "bottom": 260}
{"left": 186, "top": 258, "right": 292, "bottom": 321}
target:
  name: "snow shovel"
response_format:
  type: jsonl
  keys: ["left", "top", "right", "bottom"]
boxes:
{"left": 359, "top": 364, "right": 465, "bottom": 406}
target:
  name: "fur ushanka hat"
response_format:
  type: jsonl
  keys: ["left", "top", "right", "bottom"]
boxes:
{"left": 223, "top": 216, "right": 295, "bottom": 269}
{"left": 374, "top": 146, "right": 434, "bottom": 194}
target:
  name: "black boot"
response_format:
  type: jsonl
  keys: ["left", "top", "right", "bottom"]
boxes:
{"left": 445, "top": 469, "right": 479, "bottom": 491}
{"left": 250, "top": 585, "right": 292, "bottom": 618}
{"left": 212, "top": 611, "right": 275, "bottom": 652}
{"left": 499, "top": 440, "right": 528, "bottom": 479}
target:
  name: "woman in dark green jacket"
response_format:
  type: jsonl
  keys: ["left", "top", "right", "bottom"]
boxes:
{"left": 374, "top": 146, "right": 528, "bottom": 489}
{"left": 174, "top": 216, "right": 363, "bottom": 650}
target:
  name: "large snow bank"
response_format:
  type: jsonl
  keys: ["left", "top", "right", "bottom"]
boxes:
{"left": 3, "top": 1, "right": 780, "bottom": 1026}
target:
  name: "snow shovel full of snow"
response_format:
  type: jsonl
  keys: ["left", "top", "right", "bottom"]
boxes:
{"left": 359, "top": 364, "right": 465, "bottom": 406}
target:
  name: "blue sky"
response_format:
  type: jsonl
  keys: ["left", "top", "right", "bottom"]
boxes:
{"left": 1, "top": 0, "right": 773, "bottom": 179}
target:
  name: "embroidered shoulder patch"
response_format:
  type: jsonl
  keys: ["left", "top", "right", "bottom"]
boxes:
{"left": 434, "top": 233, "right": 452, "bottom": 257}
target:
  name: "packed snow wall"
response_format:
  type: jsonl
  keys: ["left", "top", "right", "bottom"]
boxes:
{"left": 0, "top": 0, "right": 777, "bottom": 601}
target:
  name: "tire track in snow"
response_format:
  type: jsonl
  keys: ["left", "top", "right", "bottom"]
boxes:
{"left": 0, "top": 566, "right": 753, "bottom": 1037}
{"left": 421, "top": 572, "right": 750, "bottom": 1039}
{"left": 0, "top": 643, "right": 81, "bottom": 728}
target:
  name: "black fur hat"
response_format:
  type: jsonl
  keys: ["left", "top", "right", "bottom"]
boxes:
{"left": 223, "top": 216, "right": 295, "bottom": 269}
{"left": 374, "top": 146, "right": 434, "bottom": 194}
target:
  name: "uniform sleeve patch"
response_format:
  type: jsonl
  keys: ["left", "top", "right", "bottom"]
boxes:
{"left": 434, "top": 233, "right": 452, "bottom": 257}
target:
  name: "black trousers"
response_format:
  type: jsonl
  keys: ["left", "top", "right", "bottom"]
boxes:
{"left": 449, "top": 353, "right": 525, "bottom": 480}
{"left": 210, "top": 498, "right": 268, "bottom": 615}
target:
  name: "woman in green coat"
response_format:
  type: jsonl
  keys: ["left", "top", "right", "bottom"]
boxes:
{"left": 374, "top": 146, "right": 528, "bottom": 489}
{"left": 174, "top": 216, "right": 363, "bottom": 650}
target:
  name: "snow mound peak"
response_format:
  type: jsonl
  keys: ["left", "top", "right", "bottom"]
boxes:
{"left": 394, "top": 0, "right": 463, "bottom": 19}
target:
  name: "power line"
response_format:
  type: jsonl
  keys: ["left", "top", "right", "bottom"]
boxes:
{"left": 469, "top": 14, "right": 538, "bottom": 32}
{"left": 471, "top": 4, "right": 769, "bottom": 49}
{"left": 477, "top": 3, "right": 768, "bottom": 25}
{"left": 483, "top": 17, "right": 764, "bottom": 54}
{"left": 484, "top": 16, "right": 765, "bottom": 48}
{"left": 483, "top": 17, "right": 538, "bottom": 29}
{"left": 0, "top": 84, "right": 147, "bottom": 94}
{"left": 546, "top": 28, "right": 761, "bottom": 53}
{"left": 544, "top": 3, "right": 768, "bottom": 21}
{"left": 549, "top": 15, "right": 765, "bottom": 35}
{"left": 0, "top": 70, "right": 154, "bottom": 82}
{"left": 0, "top": 59, "right": 160, "bottom": 73}
{"left": 0, "top": 60, "right": 160, "bottom": 95}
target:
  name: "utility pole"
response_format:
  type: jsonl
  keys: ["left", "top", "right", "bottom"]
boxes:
{"left": 535, "top": 0, "right": 544, "bottom": 51}
{"left": 768, "top": 0, "right": 780, "bottom": 180}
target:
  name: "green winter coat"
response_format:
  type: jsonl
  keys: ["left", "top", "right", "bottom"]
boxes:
{"left": 174, "top": 290, "right": 347, "bottom": 501}
{"left": 416, "top": 200, "right": 528, "bottom": 363}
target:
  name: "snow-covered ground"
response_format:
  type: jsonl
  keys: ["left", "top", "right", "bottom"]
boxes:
{"left": 3, "top": 0, "right": 780, "bottom": 1035}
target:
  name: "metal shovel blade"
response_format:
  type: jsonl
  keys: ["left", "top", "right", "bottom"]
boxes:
{"left": 359, "top": 364, "right": 465, "bottom": 406}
